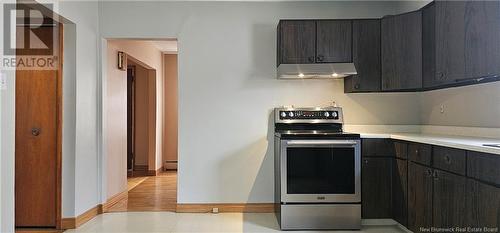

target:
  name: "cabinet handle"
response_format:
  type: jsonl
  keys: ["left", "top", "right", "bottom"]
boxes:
{"left": 317, "top": 55, "right": 324, "bottom": 62}
{"left": 433, "top": 170, "right": 438, "bottom": 180}
{"left": 426, "top": 169, "right": 432, "bottom": 177}
{"left": 308, "top": 56, "right": 315, "bottom": 63}
{"left": 364, "top": 159, "right": 369, "bottom": 164}
{"left": 354, "top": 84, "right": 360, "bottom": 90}
{"left": 444, "top": 155, "right": 451, "bottom": 164}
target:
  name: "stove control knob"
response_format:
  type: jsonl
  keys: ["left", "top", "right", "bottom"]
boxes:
{"left": 280, "top": 112, "right": 287, "bottom": 118}
{"left": 289, "top": 112, "right": 294, "bottom": 117}
{"left": 324, "top": 112, "right": 330, "bottom": 117}
{"left": 331, "top": 111, "right": 338, "bottom": 118}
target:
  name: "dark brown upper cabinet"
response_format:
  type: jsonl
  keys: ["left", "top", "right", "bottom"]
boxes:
{"left": 381, "top": 11, "right": 422, "bottom": 91}
{"left": 423, "top": 1, "right": 500, "bottom": 89}
{"left": 316, "top": 20, "right": 352, "bottom": 63}
{"left": 344, "top": 19, "right": 381, "bottom": 93}
{"left": 277, "top": 20, "right": 352, "bottom": 66}
{"left": 277, "top": 20, "right": 316, "bottom": 65}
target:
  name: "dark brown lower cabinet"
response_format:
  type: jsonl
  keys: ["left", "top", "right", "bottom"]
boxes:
{"left": 408, "top": 162, "right": 433, "bottom": 233}
{"left": 432, "top": 170, "right": 467, "bottom": 228}
{"left": 466, "top": 179, "right": 500, "bottom": 229}
{"left": 361, "top": 157, "right": 392, "bottom": 218}
{"left": 392, "top": 158, "right": 408, "bottom": 226}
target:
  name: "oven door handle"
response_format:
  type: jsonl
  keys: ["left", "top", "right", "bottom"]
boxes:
{"left": 286, "top": 140, "right": 358, "bottom": 146}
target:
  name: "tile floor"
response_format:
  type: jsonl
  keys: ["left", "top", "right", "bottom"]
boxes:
{"left": 66, "top": 212, "right": 407, "bottom": 233}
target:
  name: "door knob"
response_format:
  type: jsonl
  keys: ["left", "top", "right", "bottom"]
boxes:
{"left": 31, "top": 127, "right": 41, "bottom": 136}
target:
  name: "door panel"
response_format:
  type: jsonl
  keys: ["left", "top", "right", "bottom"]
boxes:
{"left": 15, "top": 22, "right": 61, "bottom": 228}
{"left": 346, "top": 19, "right": 381, "bottom": 92}
{"left": 466, "top": 179, "right": 499, "bottom": 229}
{"left": 464, "top": 0, "right": 500, "bottom": 79}
{"left": 279, "top": 21, "right": 316, "bottom": 64}
{"left": 408, "top": 162, "right": 433, "bottom": 233}
{"left": 361, "top": 157, "right": 392, "bottom": 218}
{"left": 435, "top": 1, "right": 466, "bottom": 84}
{"left": 15, "top": 70, "right": 58, "bottom": 227}
{"left": 287, "top": 147, "right": 355, "bottom": 194}
{"left": 381, "top": 11, "right": 422, "bottom": 91}
{"left": 433, "top": 170, "right": 467, "bottom": 229}
{"left": 316, "top": 20, "right": 352, "bottom": 63}
{"left": 392, "top": 158, "right": 408, "bottom": 226}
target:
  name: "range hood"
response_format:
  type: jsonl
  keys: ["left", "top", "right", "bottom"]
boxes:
{"left": 277, "top": 63, "right": 357, "bottom": 79}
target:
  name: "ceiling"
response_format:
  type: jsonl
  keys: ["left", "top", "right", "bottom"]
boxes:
{"left": 150, "top": 40, "right": 178, "bottom": 53}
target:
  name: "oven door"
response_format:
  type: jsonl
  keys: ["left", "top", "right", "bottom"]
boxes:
{"left": 280, "top": 139, "right": 361, "bottom": 203}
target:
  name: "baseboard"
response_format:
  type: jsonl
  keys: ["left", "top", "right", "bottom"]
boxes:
{"left": 102, "top": 189, "right": 128, "bottom": 212}
{"left": 61, "top": 204, "right": 103, "bottom": 229}
{"left": 176, "top": 203, "right": 275, "bottom": 213}
{"left": 147, "top": 166, "right": 163, "bottom": 176}
{"left": 134, "top": 165, "right": 148, "bottom": 171}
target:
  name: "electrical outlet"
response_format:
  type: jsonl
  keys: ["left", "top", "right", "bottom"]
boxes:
{"left": 440, "top": 105, "right": 445, "bottom": 114}
{"left": 212, "top": 207, "right": 219, "bottom": 214}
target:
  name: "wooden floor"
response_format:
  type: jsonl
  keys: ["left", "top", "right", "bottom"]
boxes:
{"left": 107, "top": 171, "right": 177, "bottom": 212}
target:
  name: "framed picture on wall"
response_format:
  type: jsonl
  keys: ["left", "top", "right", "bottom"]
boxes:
{"left": 118, "top": 51, "right": 126, "bottom": 70}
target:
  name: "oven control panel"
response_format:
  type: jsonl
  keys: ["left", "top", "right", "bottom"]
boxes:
{"left": 279, "top": 110, "right": 339, "bottom": 120}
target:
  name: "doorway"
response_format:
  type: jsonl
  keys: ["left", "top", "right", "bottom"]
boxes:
{"left": 126, "top": 57, "right": 156, "bottom": 176}
{"left": 14, "top": 9, "right": 63, "bottom": 230}
{"left": 104, "top": 39, "right": 178, "bottom": 213}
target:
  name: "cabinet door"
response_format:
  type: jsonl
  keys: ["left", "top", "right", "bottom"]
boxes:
{"left": 422, "top": 2, "right": 438, "bottom": 88}
{"left": 433, "top": 170, "right": 467, "bottom": 229}
{"left": 435, "top": 1, "right": 466, "bottom": 85}
{"left": 466, "top": 179, "right": 499, "bottom": 229}
{"left": 392, "top": 158, "right": 408, "bottom": 226}
{"left": 361, "top": 157, "right": 392, "bottom": 218}
{"left": 316, "top": 20, "right": 352, "bottom": 63}
{"left": 381, "top": 11, "right": 422, "bottom": 91}
{"left": 345, "top": 19, "right": 381, "bottom": 93}
{"left": 408, "top": 162, "right": 433, "bottom": 233}
{"left": 279, "top": 20, "right": 316, "bottom": 64}
{"left": 464, "top": 1, "right": 500, "bottom": 79}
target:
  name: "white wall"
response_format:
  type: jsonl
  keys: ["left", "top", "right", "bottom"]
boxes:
{"left": 105, "top": 41, "right": 128, "bottom": 200}
{"left": 420, "top": 82, "right": 500, "bottom": 127}
{"left": 59, "top": 1, "right": 101, "bottom": 217}
{"left": 99, "top": 1, "right": 419, "bottom": 204}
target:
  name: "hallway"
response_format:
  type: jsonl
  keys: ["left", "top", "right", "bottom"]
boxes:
{"left": 107, "top": 171, "right": 177, "bottom": 212}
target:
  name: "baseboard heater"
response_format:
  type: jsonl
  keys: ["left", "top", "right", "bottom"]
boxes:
{"left": 165, "top": 160, "right": 177, "bottom": 170}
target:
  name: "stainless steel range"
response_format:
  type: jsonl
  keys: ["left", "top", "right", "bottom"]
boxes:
{"left": 274, "top": 106, "right": 361, "bottom": 230}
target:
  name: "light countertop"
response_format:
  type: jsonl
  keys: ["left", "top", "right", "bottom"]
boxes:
{"left": 358, "top": 133, "right": 500, "bottom": 155}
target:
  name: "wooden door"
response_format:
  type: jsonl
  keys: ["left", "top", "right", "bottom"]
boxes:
{"left": 278, "top": 20, "right": 316, "bottom": 64}
{"left": 408, "top": 162, "right": 433, "bottom": 233}
{"left": 432, "top": 170, "right": 466, "bottom": 229}
{"left": 345, "top": 19, "right": 381, "bottom": 92}
{"left": 381, "top": 11, "right": 422, "bottom": 91}
{"left": 392, "top": 158, "right": 408, "bottom": 226}
{"left": 361, "top": 157, "right": 392, "bottom": 218}
{"left": 316, "top": 20, "right": 352, "bottom": 63}
{"left": 15, "top": 24, "right": 62, "bottom": 227}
